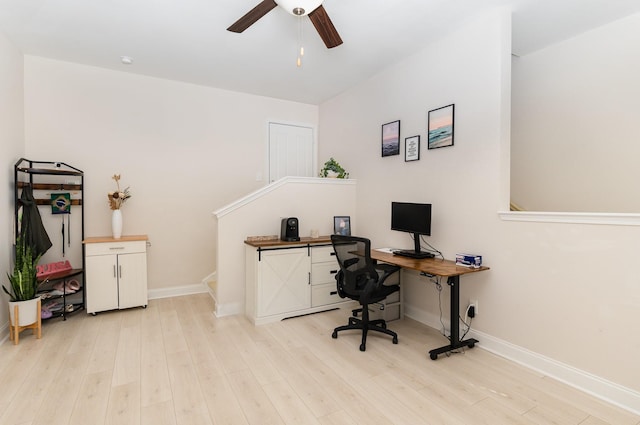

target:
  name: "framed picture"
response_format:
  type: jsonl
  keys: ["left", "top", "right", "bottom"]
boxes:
{"left": 334, "top": 216, "right": 351, "bottom": 236}
{"left": 405, "top": 135, "right": 420, "bottom": 161}
{"left": 428, "top": 104, "right": 455, "bottom": 149}
{"left": 381, "top": 120, "right": 400, "bottom": 157}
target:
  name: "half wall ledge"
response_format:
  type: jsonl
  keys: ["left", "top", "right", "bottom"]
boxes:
{"left": 498, "top": 211, "right": 640, "bottom": 226}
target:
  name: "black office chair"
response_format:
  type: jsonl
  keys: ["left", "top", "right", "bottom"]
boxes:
{"left": 330, "top": 234, "right": 401, "bottom": 351}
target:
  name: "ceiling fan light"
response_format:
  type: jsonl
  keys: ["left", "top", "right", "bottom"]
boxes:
{"left": 275, "top": 0, "right": 322, "bottom": 16}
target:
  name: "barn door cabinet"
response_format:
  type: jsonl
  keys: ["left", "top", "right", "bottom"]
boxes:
{"left": 84, "top": 235, "right": 148, "bottom": 314}
{"left": 245, "top": 236, "right": 351, "bottom": 325}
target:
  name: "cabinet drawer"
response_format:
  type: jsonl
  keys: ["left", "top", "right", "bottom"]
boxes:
{"left": 311, "top": 245, "right": 336, "bottom": 263}
{"left": 369, "top": 303, "right": 400, "bottom": 322}
{"left": 85, "top": 240, "right": 146, "bottom": 256}
{"left": 311, "top": 262, "right": 339, "bottom": 285}
{"left": 311, "top": 282, "right": 341, "bottom": 307}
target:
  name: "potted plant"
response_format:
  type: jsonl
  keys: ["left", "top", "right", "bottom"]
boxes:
{"left": 3, "top": 232, "right": 43, "bottom": 344}
{"left": 319, "top": 157, "right": 349, "bottom": 178}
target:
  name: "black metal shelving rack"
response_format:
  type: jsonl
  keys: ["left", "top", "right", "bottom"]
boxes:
{"left": 14, "top": 158, "right": 86, "bottom": 320}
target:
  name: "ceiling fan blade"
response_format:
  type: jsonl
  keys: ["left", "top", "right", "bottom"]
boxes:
{"left": 308, "top": 5, "right": 343, "bottom": 49}
{"left": 227, "top": 0, "right": 278, "bottom": 33}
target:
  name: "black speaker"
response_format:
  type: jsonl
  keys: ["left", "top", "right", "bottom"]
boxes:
{"left": 280, "top": 217, "right": 300, "bottom": 242}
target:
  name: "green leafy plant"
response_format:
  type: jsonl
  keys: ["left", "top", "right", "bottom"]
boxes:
{"left": 3, "top": 233, "right": 41, "bottom": 302}
{"left": 319, "top": 158, "right": 349, "bottom": 179}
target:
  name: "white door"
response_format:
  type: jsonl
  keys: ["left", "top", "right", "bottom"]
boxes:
{"left": 269, "top": 122, "right": 314, "bottom": 183}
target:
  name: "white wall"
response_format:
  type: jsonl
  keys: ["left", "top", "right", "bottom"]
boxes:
{"left": 23, "top": 56, "right": 318, "bottom": 292}
{"left": 0, "top": 30, "right": 25, "bottom": 341}
{"left": 214, "top": 177, "right": 356, "bottom": 316}
{"left": 319, "top": 7, "right": 640, "bottom": 411}
{"left": 511, "top": 12, "right": 640, "bottom": 212}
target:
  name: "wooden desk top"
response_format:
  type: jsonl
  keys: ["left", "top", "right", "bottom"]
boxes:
{"left": 371, "top": 249, "right": 489, "bottom": 278}
{"left": 244, "top": 236, "right": 332, "bottom": 248}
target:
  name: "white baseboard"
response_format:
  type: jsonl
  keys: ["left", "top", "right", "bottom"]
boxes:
{"left": 214, "top": 301, "right": 243, "bottom": 318}
{"left": 472, "top": 329, "right": 640, "bottom": 415}
{"left": 147, "top": 283, "right": 209, "bottom": 300}
{"left": 404, "top": 305, "right": 640, "bottom": 416}
{"left": 201, "top": 271, "right": 217, "bottom": 284}
{"left": 198, "top": 271, "right": 242, "bottom": 317}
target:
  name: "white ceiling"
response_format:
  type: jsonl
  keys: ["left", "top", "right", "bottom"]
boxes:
{"left": 1, "top": 0, "right": 639, "bottom": 104}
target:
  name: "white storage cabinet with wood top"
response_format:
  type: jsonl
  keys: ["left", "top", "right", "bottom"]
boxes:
{"left": 84, "top": 235, "right": 148, "bottom": 314}
{"left": 245, "top": 236, "right": 353, "bottom": 325}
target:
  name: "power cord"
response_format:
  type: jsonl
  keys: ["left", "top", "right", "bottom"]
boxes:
{"left": 460, "top": 305, "right": 474, "bottom": 341}
{"left": 408, "top": 233, "right": 442, "bottom": 258}
{"left": 419, "top": 235, "right": 443, "bottom": 259}
{"left": 428, "top": 275, "right": 449, "bottom": 341}
{"left": 422, "top": 273, "right": 475, "bottom": 357}
{"left": 426, "top": 274, "right": 475, "bottom": 356}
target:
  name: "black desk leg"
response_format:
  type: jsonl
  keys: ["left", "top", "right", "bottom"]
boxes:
{"left": 428, "top": 275, "right": 478, "bottom": 360}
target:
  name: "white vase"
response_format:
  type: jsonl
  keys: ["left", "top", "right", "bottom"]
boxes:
{"left": 112, "top": 209, "right": 123, "bottom": 239}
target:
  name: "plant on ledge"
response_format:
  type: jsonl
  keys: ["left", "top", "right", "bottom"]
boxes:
{"left": 319, "top": 158, "right": 349, "bottom": 179}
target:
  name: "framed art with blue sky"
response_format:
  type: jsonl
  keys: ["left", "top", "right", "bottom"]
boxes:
{"left": 428, "top": 104, "right": 455, "bottom": 149}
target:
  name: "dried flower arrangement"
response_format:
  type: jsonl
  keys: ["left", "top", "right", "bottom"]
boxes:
{"left": 107, "top": 174, "right": 131, "bottom": 210}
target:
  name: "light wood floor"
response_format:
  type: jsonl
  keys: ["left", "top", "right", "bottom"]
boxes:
{"left": 1, "top": 293, "right": 638, "bottom": 425}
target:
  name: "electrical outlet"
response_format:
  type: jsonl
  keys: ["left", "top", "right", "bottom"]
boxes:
{"left": 470, "top": 300, "right": 478, "bottom": 316}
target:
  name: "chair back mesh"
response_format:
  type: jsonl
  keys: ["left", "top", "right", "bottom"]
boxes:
{"left": 331, "top": 235, "right": 379, "bottom": 297}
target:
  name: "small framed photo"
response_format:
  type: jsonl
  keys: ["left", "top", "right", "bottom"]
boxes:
{"left": 405, "top": 135, "right": 420, "bottom": 162}
{"left": 428, "top": 104, "right": 455, "bottom": 149}
{"left": 334, "top": 216, "right": 351, "bottom": 236}
{"left": 381, "top": 120, "right": 400, "bottom": 157}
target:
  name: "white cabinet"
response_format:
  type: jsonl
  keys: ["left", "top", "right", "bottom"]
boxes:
{"left": 245, "top": 238, "right": 351, "bottom": 325}
{"left": 84, "top": 236, "right": 148, "bottom": 314}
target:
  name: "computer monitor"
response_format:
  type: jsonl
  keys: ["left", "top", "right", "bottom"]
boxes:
{"left": 391, "top": 202, "right": 433, "bottom": 259}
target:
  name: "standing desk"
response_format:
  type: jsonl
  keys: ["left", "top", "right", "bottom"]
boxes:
{"left": 370, "top": 249, "right": 489, "bottom": 360}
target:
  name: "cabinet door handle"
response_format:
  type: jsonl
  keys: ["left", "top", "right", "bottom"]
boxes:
{"left": 113, "top": 265, "right": 116, "bottom": 278}
{"left": 109, "top": 247, "right": 125, "bottom": 250}
{"left": 330, "top": 270, "right": 338, "bottom": 274}
{"left": 330, "top": 252, "right": 336, "bottom": 256}
{"left": 330, "top": 291, "right": 338, "bottom": 296}
{"left": 119, "top": 265, "right": 122, "bottom": 279}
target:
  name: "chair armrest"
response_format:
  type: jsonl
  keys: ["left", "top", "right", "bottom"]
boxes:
{"left": 375, "top": 263, "right": 401, "bottom": 285}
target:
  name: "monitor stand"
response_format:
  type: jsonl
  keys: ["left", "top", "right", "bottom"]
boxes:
{"left": 393, "top": 249, "right": 434, "bottom": 259}
{"left": 393, "top": 233, "right": 434, "bottom": 259}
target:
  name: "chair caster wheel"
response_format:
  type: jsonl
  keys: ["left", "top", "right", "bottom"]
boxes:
{"left": 332, "top": 331, "right": 338, "bottom": 339}
{"left": 467, "top": 341, "right": 475, "bottom": 348}
{"left": 359, "top": 344, "right": 366, "bottom": 351}
{"left": 430, "top": 352, "right": 438, "bottom": 360}
{"left": 381, "top": 323, "right": 387, "bottom": 329}
{"left": 392, "top": 336, "right": 398, "bottom": 344}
